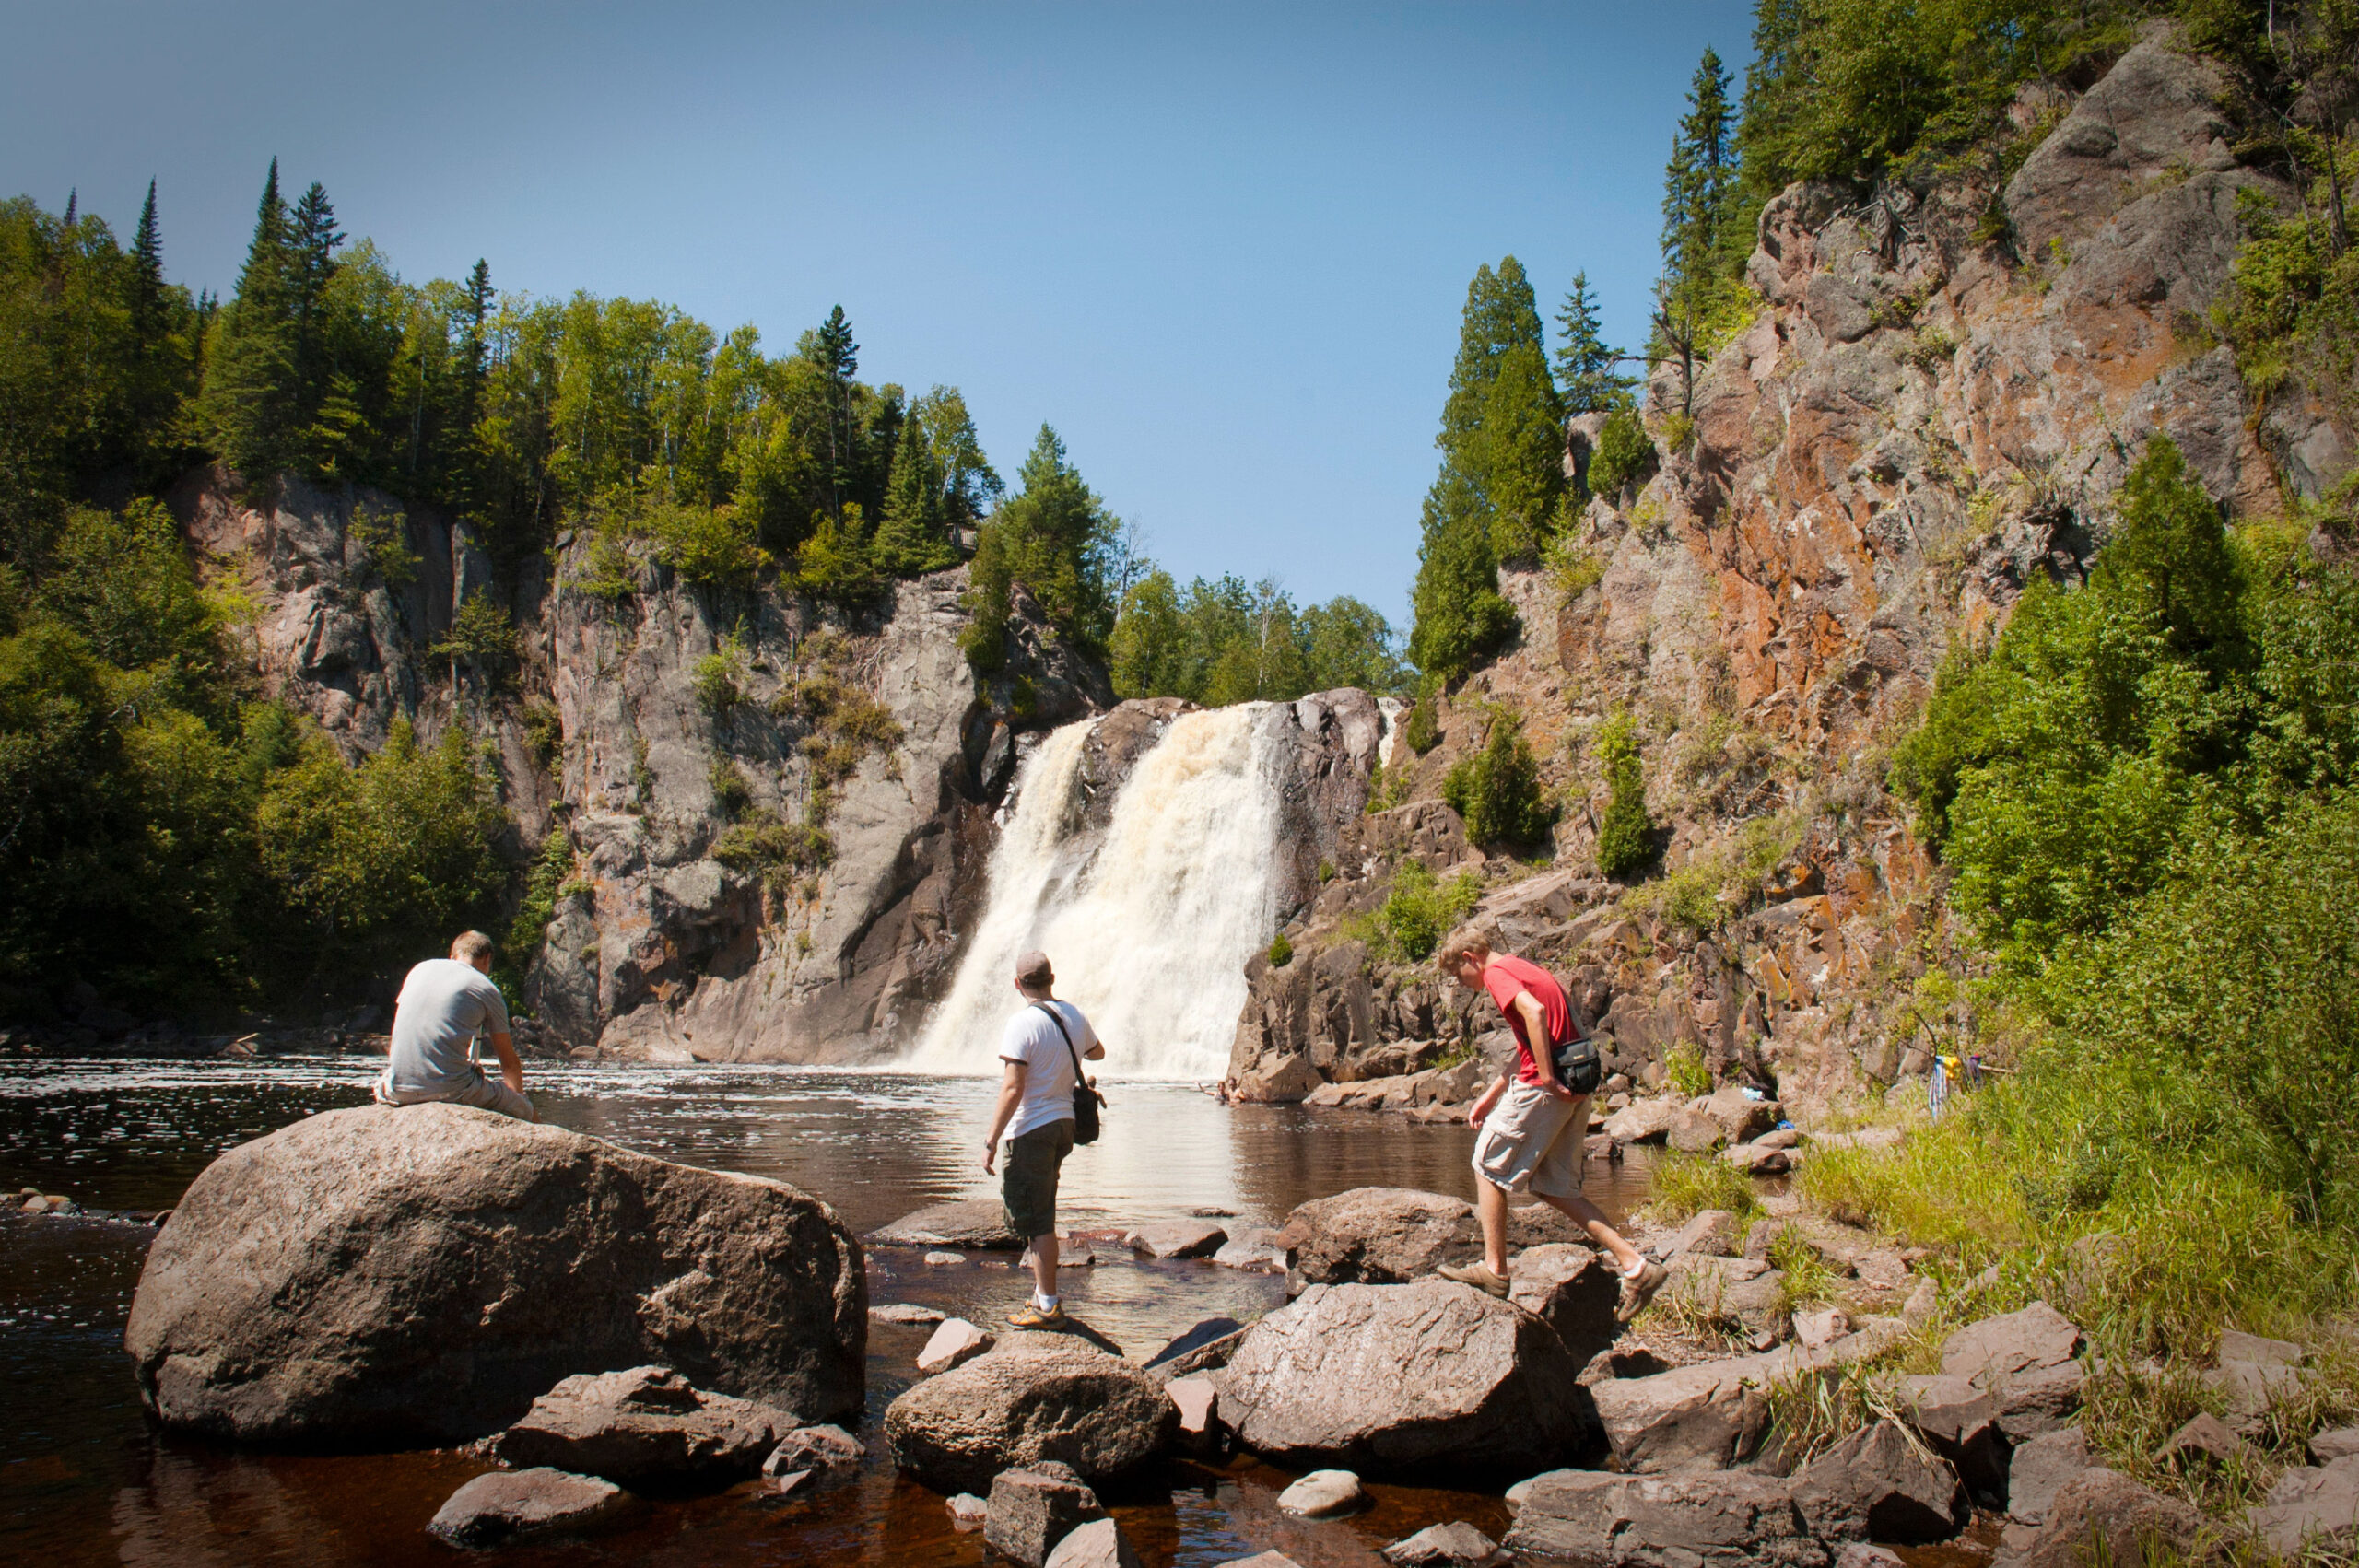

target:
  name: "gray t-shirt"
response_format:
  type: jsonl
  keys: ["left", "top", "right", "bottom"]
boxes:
{"left": 387, "top": 958, "right": 512, "bottom": 1095}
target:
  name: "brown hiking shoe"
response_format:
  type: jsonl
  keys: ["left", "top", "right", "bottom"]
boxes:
{"left": 1615, "top": 1258, "right": 1670, "bottom": 1322}
{"left": 1005, "top": 1303, "right": 1069, "bottom": 1330}
{"left": 1437, "top": 1262, "right": 1510, "bottom": 1299}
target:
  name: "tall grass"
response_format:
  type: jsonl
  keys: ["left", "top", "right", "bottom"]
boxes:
{"left": 1641, "top": 1150, "right": 1764, "bottom": 1223}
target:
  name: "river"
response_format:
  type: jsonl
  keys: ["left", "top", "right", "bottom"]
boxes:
{"left": 0, "top": 1055, "right": 1661, "bottom": 1567}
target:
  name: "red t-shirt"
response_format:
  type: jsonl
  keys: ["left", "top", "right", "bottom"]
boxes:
{"left": 1483, "top": 954, "right": 1571, "bottom": 1087}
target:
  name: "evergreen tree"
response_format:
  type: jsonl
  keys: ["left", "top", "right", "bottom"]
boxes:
{"left": 1593, "top": 712, "right": 1656, "bottom": 876}
{"left": 1654, "top": 48, "right": 1747, "bottom": 417}
{"left": 198, "top": 159, "right": 299, "bottom": 480}
{"left": 873, "top": 407, "right": 958, "bottom": 574}
{"left": 129, "top": 180, "right": 166, "bottom": 338}
{"left": 61, "top": 189, "right": 76, "bottom": 228}
{"left": 809, "top": 305, "right": 858, "bottom": 520}
{"left": 287, "top": 181, "right": 344, "bottom": 435}
{"left": 1554, "top": 271, "right": 1635, "bottom": 415}
{"left": 962, "top": 424, "right": 1118, "bottom": 667}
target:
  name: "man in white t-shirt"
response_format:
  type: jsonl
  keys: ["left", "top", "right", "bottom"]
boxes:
{"left": 981, "top": 949, "right": 1104, "bottom": 1328}
{"left": 374, "top": 930, "right": 534, "bottom": 1121}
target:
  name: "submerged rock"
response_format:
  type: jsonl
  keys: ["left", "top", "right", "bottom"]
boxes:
{"left": 123, "top": 1104, "right": 864, "bottom": 1445}
{"left": 493, "top": 1365, "right": 792, "bottom": 1487}
{"left": 426, "top": 1467, "right": 627, "bottom": 1549}
{"left": 883, "top": 1334, "right": 1177, "bottom": 1492}
{"left": 1221, "top": 1280, "right": 1588, "bottom": 1472}
{"left": 1380, "top": 1520, "right": 1509, "bottom": 1566}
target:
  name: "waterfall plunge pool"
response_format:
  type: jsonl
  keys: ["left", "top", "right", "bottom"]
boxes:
{"left": 0, "top": 1056, "right": 1662, "bottom": 1566}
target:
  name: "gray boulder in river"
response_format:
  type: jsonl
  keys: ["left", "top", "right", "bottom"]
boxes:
{"left": 123, "top": 1103, "right": 865, "bottom": 1445}
{"left": 884, "top": 1334, "right": 1177, "bottom": 1492}
{"left": 1220, "top": 1280, "right": 1590, "bottom": 1472}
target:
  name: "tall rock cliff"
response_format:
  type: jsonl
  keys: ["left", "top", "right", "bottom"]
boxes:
{"left": 1232, "top": 31, "right": 2353, "bottom": 1113}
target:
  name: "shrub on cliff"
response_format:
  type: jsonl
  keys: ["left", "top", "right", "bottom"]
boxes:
{"left": 1444, "top": 710, "right": 1559, "bottom": 849}
{"left": 1593, "top": 712, "right": 1656, "bottom": 878}
{"left": 1585, "top": 410, "right": 1656, "bottom": 505}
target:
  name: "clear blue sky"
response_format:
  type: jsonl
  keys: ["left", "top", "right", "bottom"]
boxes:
{"left": 4, "top": 1, "right": 1754, "bottom": 627}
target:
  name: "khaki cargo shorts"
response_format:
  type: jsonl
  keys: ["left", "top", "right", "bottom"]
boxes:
{"left": 1471, "top": 1081, "right": 1588, "bottom": 1199}
{"left": 1002, "top": 1118, "right": 1075, "bottom": 1239}
{"left": 374, "top": 1067, "right": 534, "bottom": 1122}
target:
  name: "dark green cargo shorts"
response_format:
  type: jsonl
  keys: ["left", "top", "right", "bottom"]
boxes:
{"left": 1002, "top": 1118, "right": 1074, "bottom": 1240}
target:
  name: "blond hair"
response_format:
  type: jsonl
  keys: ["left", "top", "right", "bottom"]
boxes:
{"left": 450, "top": 930, "right": 496, "bottom": 965}
{"left": 1437, "top": 924, "right": 1494, "bottom": 971}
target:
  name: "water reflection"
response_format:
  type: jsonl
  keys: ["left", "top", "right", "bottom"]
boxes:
{"left": 0, "top": 1057, "right": 1657, "bottom": 1566}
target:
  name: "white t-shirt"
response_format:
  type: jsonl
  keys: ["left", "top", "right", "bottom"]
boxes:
{"left": 387, "top": 958, "right": 511, "bottom": 1095}
{"left": 999, "top": 1000, "right": 1100, "bottom": 1139}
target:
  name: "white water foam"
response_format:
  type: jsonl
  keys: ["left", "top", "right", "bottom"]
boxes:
{"left": 907, "top": 705, "right": 1285, "bottom": 1081}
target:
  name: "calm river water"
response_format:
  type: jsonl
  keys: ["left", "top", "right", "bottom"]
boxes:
{"left": 0, "top": 1057, "right": 1659, "bottom": 1567}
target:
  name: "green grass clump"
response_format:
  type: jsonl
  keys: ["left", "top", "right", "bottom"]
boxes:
{"left": 1664, "top": 1041, "right": 1714, "bottom": 1099}
{"left": 1642, "top": 1150, "right": 1762, "bottom": 1224}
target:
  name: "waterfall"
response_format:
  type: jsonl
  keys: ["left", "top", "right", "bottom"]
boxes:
{"left": 908, "top": 705, "right": 1286, "bottom": 1080}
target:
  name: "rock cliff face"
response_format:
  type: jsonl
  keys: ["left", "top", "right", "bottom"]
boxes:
{"left": 1231, "top": 31, "right": 2353, "bottom": 1111}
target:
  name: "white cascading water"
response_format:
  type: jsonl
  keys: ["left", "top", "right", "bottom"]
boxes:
{"left": 907, "top": 704, "right": 1286, "bottom": 1080}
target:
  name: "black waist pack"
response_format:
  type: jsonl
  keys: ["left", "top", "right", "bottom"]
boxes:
{"left": 1554, "top": 1025, "right": 1604, "bottom": 1096}
{"left": 1034, "top": 1002, "right": 1104, "bottom": 1145}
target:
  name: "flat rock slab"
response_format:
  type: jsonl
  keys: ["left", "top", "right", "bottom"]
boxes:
{"left": 2006, "top": 1427, "right": 2090, "bottom": 1525}
{"left": 2254, "top": 1454, "right": 2359, "bottom": 1556}
{"left": 1381, "top": 1519, "right": 1508, "bottom": 1565}
{"left": 1145, "top": 1316, "right": 1246, "bottom": 1378}
{"left": 870, "top": 1198, "right": 1022, "bottom": 1250}
{"left": 884, "top": 1334, "right": 1178, "bottom": 1492}
{"left": 493, "top": 1365, "right": 793, "bottom": 1487}
{"left": 924, "top": 1251, "right": 967, "bottom": 1266}
{"left": 427, "top": 1467, "right": 626, "bottom": 1549}
{"left": 1221, "top": 1280, "right": 1587, "bottom": 1473}
{"left": 124, "top": 1104, "right": 865, "bottom": 1445}
{"left": 1940, "top": 1301, "right": 2082, "bottom": 1383}
{"left": 1127, "top": 1221, "right": 1227, "bottom": 1258}
{"left": 871, "top": 1303, "right": 947, "bottom": 1326}
{"left": 1504, "top": 1468, "right": 1860, "bottom": 1566}
{"left": 1278, "top": 1469, "right": 1366, "bottom": 1517}
{"left": 1045, "top": 1516, "right": 1144, "bottom": 1568}
{"left": 1274, "top": 1188, "right": 1477, "bottom": 1288}
{"left": 917, "top": 1318, "right": 995, "bottom": 1374}
{"left": 1602, "top": 1099, "right": 1678, "bottom": 1143}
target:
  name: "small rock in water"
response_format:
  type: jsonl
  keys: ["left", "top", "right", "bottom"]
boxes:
{"left": 1044, "top": 1516, "right": 1144, "bottom": 1568}
{"left": 870, "top": 1302, "right": 947, "bottom": 1326}
{"left": 493, "top": 1366, "right": 792, "bottom": 1487}
{"left": 1215, "top": 1554, "right": 1305, "bottom": 1568}
{"left": 985, "top": 1460, "right": 1105, "bottom": 1566}
{"left": 917, "top": 1318, "right": 994, "bottom": 1374}
{"left": 1380, "top": 1519, "right": 1508, "bottom": 1565}
{"left": 1277, "top": 1469, "right": 1365, "bottom": 1517}
{"left": 748, "top": 1468, "right": 815, "bottom": 1505}
{"left": 924, "top": 1250, "right": 968, "bottom": 1267}
{"left": 946, "top": 1492, "right": 990, "bottom": 1528}
{"left": 1126, "top": 1221, "right": 1227, "bottom": 1258}
{"left": 426, "top": 1467, "right": 626, "bottom": 1548}
{"left": 764, "top": 1423, "right": 864, "bottom": 1476}
{"left": 1189, "top": 1206, "right": 1235, "bottom": 1218}
{"left": 1835, "top": 1548, "right": 1907, "bottom": 1568}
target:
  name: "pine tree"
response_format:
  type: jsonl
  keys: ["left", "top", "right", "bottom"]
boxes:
{"left": 1653, "top": 49, "right": 1746, "bottom": 417}
{"left": 873, "top": 409, "right": 958, "bottom": 574}
{"left": 198, "top": 159, "right": 299, "bottom": 480}
{"left": 287, "top": 181, "right": 344, "bottom": 439}
{"left": 61, "top": 189, "right": 76, "bottom": 228}
{"left": 129, "top": 180, "right": 166, "bottom": 338}
{"left": 1554, "top": 272, "right": 1634, "bottom": 415}
{"left": 810, "top": 305, "right": 858, "bottom": 521}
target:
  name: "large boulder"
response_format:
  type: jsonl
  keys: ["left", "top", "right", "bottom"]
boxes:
{"left": 1504, "top": 1469, "right": 1860, "bottom": 1565}
{"left": 883, "top": 1334, "right": 1177, "bottom": 1492}
{"left": 493, "top": 1365, "right": 792, "bottom": 1486}
{"left": 1274, "top": 1188, "right": 1478, "bottom": 1289}
{"left": 123, "top": 1105, "right": 864, "bottom": 1445}
{"left": 1798, "top": 1420, "right": 1966, "bottom": 1543}
{"left": 869, "top": 1198, "right": 1022, "bottom": 1250}
{"left": 1219, "top": 1280, "right": 1589, "bottom": 1473}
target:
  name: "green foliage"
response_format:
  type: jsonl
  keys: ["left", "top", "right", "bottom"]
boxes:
{"left": 1643, "top": 1148, "right": 1763, "bottom": 1222}
{"left": 1268, "top": 931, "right": 1294, "bottom": 968}
{"left": 429, "top": 592, "right": 520, "bottom": 691}
{"left": 711, "top": 809, "right": 832, "bottom": 894}
{"left": 796, "top": 502, "right": 880, "bottom": 601}
{"left": 2222, "top": 152, "right": 2359, "bottom": 434}
{"left": 1109, "top": 568, "right": 1406, "bottom": 704}
{"left": 499, "top": 826, "right": 576, "bottom": 996}
{"left": 1594, "top": 711, "right": 1658, "bottom": 877}
{"left": 1655, "top": 48, "right": 1757, "bottom": 412}
{"left": 1543, "top": 533, "right": 1604, "bottom": 603}
{"left": 693, "top": 633, "right": 747, "bottom": 715}
{"left": 1353, "top": 859, "right": 1485, "bottom": 964}
{"left": 1665, "top": 1041, "right": 1717, "bottom": 1099}
{"left": 348, "top": 502, "right": 419, "bottom": 588}
{"left": 1623, "top": 811, "right": 1807, "bottom": 935}
{"left": 1442, "top": 708, "right": 1559, "bottom": 848}
{"left": 1402, "top": 690, "right": 1442, "bottom": 755}
{"left": 1586, "top": 408, "right": 1656, "bottom": 503}
{"left": 1554, "top": 270, "right": 1637, "bottom": 415}
{"left": 706, "top": 755, "right": 752, "bottom": 816}
{"left": 963, "top": 425, "right": 1121, "bottom": 670}
{"left": 522, "top": 700, "right": 562, "bottom": 770}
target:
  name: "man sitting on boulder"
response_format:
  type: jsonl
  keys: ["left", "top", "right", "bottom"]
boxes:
{"left": 980, "top": 949, "right": 1104, "bottom": 1330}
{"left": 374, "top": 931, "right": 535, "bottom": 1122}
{"left": 1436, "top": 924, "right": 1666, "bottom": 1320}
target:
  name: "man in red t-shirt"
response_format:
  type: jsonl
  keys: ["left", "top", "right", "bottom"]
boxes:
{"left": 1435, "top": 925, "right": 1668, "bottom": 1321}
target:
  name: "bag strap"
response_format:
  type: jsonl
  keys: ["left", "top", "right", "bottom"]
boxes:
{"left": 1033, "top": 1000, "right": 1086, "bottom": 1082}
